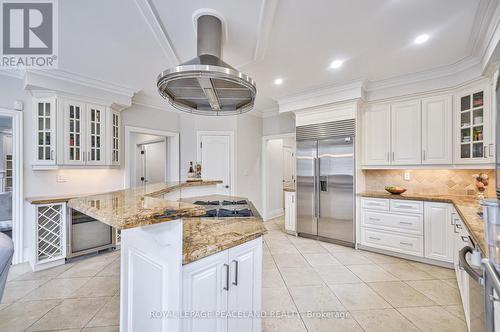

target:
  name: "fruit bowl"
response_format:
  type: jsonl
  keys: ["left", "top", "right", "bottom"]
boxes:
{"left": 385, "top": 186, "right": 407, "bottom": 195}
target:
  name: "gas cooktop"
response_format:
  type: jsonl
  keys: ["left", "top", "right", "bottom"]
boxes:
{"left": 193, "top": 199, "right": 254, "bottom": 218}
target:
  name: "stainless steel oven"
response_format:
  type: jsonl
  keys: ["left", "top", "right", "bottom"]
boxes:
{"left": 67, "top": 208, "right": 116, "bottom": 258}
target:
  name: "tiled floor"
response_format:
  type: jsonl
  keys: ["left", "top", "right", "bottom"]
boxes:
{"left": 0, "top": 216, "right": 467, "bottom": 331}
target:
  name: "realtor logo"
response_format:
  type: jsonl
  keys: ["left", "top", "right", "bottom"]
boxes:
{"left": 1, "top": 0, "right": 58, "bottom": 68}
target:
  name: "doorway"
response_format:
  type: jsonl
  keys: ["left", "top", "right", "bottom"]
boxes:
{"left": 124, "top": 126, "right": 179, "bottom": 188}
{"left": 0, "top": 109, "right": 22, "bottom": 263}
{"left": 196, "top": 131, "right": 234, "bottom": 195}
{"left": 261, "top": 133, "right": 296, "bottom": 221}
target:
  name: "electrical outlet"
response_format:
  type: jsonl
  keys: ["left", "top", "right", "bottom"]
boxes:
{"left": 56, "top": 174, "right": 68, "bottom": 183}
{"left": 403, "top": 171, "right": 411, "bottom": 181}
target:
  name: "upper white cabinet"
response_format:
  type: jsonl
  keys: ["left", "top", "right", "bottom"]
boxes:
{"left": 362, "top": 104, "right": 391, "bottom": 166}
{"left": 35, "top": 98, "right": 57, "bottom": 166}
{"left": 422, "top": 96, "right": 453, "bottom": 164}
{"left": 454, "top": 84, "right": 494, "bottom": 164}
{"left": 33, "top": 95, "right": 121, "bottom": 169}
{"left": 391, "top": 100, "right": 422, "bottom": 165}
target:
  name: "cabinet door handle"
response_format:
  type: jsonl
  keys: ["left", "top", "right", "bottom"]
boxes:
{"left": 232, "top": 260, "right": 238, "bottom": 286}
{"left": 223, "top": 263, "right": 230, "bottom": 291}
{"left": 369, "top": 217, "right": 380, "bottom": 222}
{"left": 368, "top": 236, "right": 381, "bottom": 241}
{"left": 50, "top": 149, "right": 54, "bottom": 160}
{"left": 399, "top": 221, "right": 412, "bottom": 225}
{"left": 392, "top": 152, "right": 395, "bottom": 161}
{"left": 400, "top": 242, "right": 413, "bottom": 247}
{"left": 397, "top": 205, "right": 414, "bottom": 209}
{"left": 461, "top": 236, "right": 469, "bottom": 243}
{"left": 423, "top": 150, "right": 426, "bottom": 161}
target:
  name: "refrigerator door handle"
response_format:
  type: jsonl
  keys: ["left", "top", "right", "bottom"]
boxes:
{"left": 316, "top": 157, "right": 320, "bottom": 219}
{"left": 313, "top": 157, "right": 317, "bottom": 218}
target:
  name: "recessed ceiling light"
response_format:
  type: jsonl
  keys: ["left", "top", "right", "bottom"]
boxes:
{"left": 274, "top": 78, "right": 283, "bottom": 85}
{"left": 329, "top": 60, "right": 343, "bottom": 69}
{"left": 414, "top": 34, "right": 430, "bottom": 44}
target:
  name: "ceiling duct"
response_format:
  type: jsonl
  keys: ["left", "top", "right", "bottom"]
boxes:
{"left": 157, "top": 14, "right": 257, "bottom": 116}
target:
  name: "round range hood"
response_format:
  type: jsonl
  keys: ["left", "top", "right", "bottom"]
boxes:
{"left": 157, "top": 15, "right": 257, "bottom": 116}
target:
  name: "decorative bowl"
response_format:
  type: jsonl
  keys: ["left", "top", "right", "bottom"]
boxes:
{"left": 385, "top": 186, "right": 407, "bottom": 195}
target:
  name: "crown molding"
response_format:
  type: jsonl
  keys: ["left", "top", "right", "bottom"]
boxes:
{"left": 469, "top": 0, "right": 496, "bottom": 56}
{"left": 134, "top": 0, "right": 179, "bottom": 66}
{"left": 0, "top": 69, "right": 25, "bottom": 80}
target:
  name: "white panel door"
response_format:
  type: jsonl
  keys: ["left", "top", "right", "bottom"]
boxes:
{"left": 391, "top": 100, "right": 422, "bottom": 165}
{"left": 424, "top": 202, "right": 454, "bottom": 262}
{"left": 199, "top": 134, "right": 231, "bottom": 195}
{"left": 228, "top": 238, "right": 262, "bottom": 332}
{"left": 63, "top": 100, "right": 85, "bottom": 165}
{"left": 362, "top": 104, "right": 391, "bottom": 165}
{"left": 422, "top": 96, "right": 453, "bottom": 164}
{"left": 183, "top": 250, "right": 229, "bottom": 332}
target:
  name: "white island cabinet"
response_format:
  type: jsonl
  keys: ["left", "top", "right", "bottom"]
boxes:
{"left": 121, "top": 221, "right": 262, "bottom": 332}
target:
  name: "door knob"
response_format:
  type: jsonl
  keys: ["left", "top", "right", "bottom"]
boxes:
{"left": 225, "top": 185, "right": 229, "bottom": 189}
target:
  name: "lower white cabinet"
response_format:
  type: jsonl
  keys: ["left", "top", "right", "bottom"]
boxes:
{"left": 424, "top": 202, "right": 454, "bottom": 263}
{"left": 284, "top": 191, "right": 296, "bottom": 234}
{"left": 182, "top": 237, "right": 262, "bottom": 332}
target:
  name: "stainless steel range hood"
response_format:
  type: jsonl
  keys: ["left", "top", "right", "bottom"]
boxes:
{"left": 157, "top": 15, "right": 257, "bottom": 116}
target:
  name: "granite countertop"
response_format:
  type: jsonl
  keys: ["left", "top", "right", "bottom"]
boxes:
{"left": 66, "top": 181, "right": 222, "bottom": 230}
{"left": 180, "top": 195, "right": 266, "bottom": 264}
{"left": 359, "top": 191, "right": 489, "bottom": 255}
{"left": 283, "top": 187, "right": 296, "bottom": 192}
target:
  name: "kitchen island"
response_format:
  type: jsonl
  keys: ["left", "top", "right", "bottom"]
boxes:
{"left": 67, "top": 182, "right": 266, "bottom": 332}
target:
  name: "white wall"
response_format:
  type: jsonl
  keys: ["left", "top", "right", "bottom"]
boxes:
{"left": 263, "top": 112, "right": 295, "bottom": 136}
{"left": 265, "top": 139, "right": 284, "bottom": 219}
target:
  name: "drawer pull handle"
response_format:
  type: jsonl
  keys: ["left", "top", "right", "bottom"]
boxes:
{"left": 461, "top": 236, "right": 469, "bottom": 243}
{"left": 369, "top": 218, "right": 381, "bottom": 222}
{"left": 456, "top": 224, "right": 463, "bottom": 229}
{"left": 368, "top": 236, "right": 381, "bottom": 241}
{"left": 397, "top": 205, "right": 414, "bottom": 209}
{"left": 399, "top": 222, "right": 412, "bottom": 225}
{"left": 367, "top": 203, "right": 382, "bottom": 206}
{"left": 400, "top": 242, "right": 413, "bottom": 246}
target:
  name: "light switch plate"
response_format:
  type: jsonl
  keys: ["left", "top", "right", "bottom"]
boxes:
{"left": 56, "top": 174, "right": 68, "bottom": 183}
{"left": 403, "top": 171, "right": 411, "bottom": 181}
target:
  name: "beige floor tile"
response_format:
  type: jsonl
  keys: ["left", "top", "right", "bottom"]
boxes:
{"left": 442, "top": 278, "right": 459, "bottom": 289}
{"left": 86, "top": 296, "right": 120, "bottom": 327}
{"left": 442, "top": 304, "right": 466, "bottom": 321}
{"left": 72, "top": 276, "right": 120, "bottom": 298}
{"left": 97, "top": 260, "right": 121, "bottom": 277}
{"left": 287, "top": 235, "right": 317, "bottom": 245}
{"left": 398, "top": 306, "right": 468, "bottom": 332}
{"left": 0, "top": 303, "right": 10, "bottom": 311}
{"left": 351, "top": 308, "right": 419, "bottom": 332}
{"left": 314, "top": 265, "right": 361, "bottom": 284}
{"left": 263, "top": 268, "right": 286, "bottom": 288}
{"left": 408, "top": 261, "right": 456, "bottom": 279}
{"left": 320, "top": 242, "right": 355, "bottom": 253}
{"left": 6, "top": 263, "right": 32, "bottom": 281}
{"left": 0, "top": 299, "right": 61, "bottom": 332}
{"left": 368, "top": 281, "right": 437, "bottom": 307}
{"left": 26, "top": 297, "right": 108, "bottom": 331}
{"left": 346, "top": 264, "right": 398, "bottom": 282}
{"left": 294, "top": 242, "right": 327, "bottom": 254}
{"left": 22, "top": 277, "right": 91, "bottom": 301}
{"left": 263, "top": 254, "right": 277, "bottom": 270}
{"left": 288, "top": 285, "right": 345, "bottom": 313}
{"left": 273, "top": 254, "right": 309, "bottom": 269}
{"left": 12, "top": 263, "right": 74, "bottom": 281}
{"left": 263, "top": 242, "right": 271, "bottom": 255}
{"left": 82, "top": 326, "right": 120, "bottom": 332}
{"left": 358, "top": 251, "right": 405, "bottom": 264}
{"left": 328, "top": 283, "right": 391, "bottom": 310}
{"left": 280, "top": 267, "right": 324, "bottom": 287}
{"left": 301, "top": 315, "right": 363, "bottom": 332}
{"left": 1, "top": 279, "right": 48, "bottom": 303}
{"left": 262, "top": 287, "right": 298, "bottom": 312}
{"left": 268, "top": 242, "right": 299, "bottom": 255}
{"left": 262, "top": 316, "right": 307, "bottom": 332}
{"left": 330, "top": 252, "right": 373, "bottom": 265}
{"left": 58, "top": 259, "right": 110, "bottom": 278}
{"left": 302, "top": 253, "right": 342, "bottom": 267}
{"left": 378, "top": 263, "right": 434, "bottom": 281}
{"left": 406, "top": 279, "right": 461, "bottom": 305}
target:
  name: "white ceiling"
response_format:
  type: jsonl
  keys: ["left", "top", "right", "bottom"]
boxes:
{"left": 54, "top": 0, "right": 496, "bottom": 115}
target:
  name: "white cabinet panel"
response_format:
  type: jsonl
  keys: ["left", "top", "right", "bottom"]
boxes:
{"left": 390, "top": 200, "right": 423, "bottom": 214}
{"left": 361, "top": 210, "right": 423, "bottom": 235}
{"left": 391, "top": 100, "right": 422, "bottom": 165}
{"left": 86, "top": 104, "right": 106, "bottom": 166}
{"left": 284, "top": 191, "right": 296, "bottom": 234}
{"left": 361, "top": 227, "right": 423, "bottom": 256}
{"left": 62, "top": 100, "right": 85, "bottom": 165}
{"left": 422, "top": 96, "right": 453, "bottom": 164}
{"left": 34, "top": 98, "right": 57, "bottom": 166}
{"left": 228, "top": 239, "right": 262, "bottom": 332}
{"left": 360, "top": 198, "right": 390, "bottom": 211}
{"left": 363, "top": 104, "right": 391, "bottom": 166}
{"left": 183, "top": 250, "right": 229, "bottom": 332}
{"left": 424, "top": 202, "right": 454, "bottom": 263}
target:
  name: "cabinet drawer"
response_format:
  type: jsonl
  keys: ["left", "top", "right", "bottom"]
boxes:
{"left": 390, "top": 200, "right": 423, "bottom": 214}
{"left": 361, "top": 228, "right": 423, "bottom": 256}
{"left": 361, "top": 198, "right": 389, "bottom": 211}
{"left": 362, "top": 210, "right": 423, "bottom": 235}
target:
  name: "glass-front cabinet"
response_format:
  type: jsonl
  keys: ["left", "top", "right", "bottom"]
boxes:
{"left": 455, "top": 83, "right": 495, "bottom": 164}
{"left": 32, "top": 95, "right": 121, "bottom": 169}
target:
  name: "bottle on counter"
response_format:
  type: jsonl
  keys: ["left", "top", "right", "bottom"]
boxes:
{"left": 187, "top": 161, "right": 195, "bottom": 179}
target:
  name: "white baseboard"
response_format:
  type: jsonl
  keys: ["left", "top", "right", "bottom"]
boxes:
{"left": 265, "top": 208, "right": 284, "bottom": 221}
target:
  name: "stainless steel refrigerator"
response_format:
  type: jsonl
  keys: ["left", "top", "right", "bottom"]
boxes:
{"left": 296, "top": 120, "right": 355, "bottom": 246}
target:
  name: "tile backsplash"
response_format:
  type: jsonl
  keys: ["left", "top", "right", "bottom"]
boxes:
{"left": 363, "top": 169, "right": 496, "bottom": 197}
